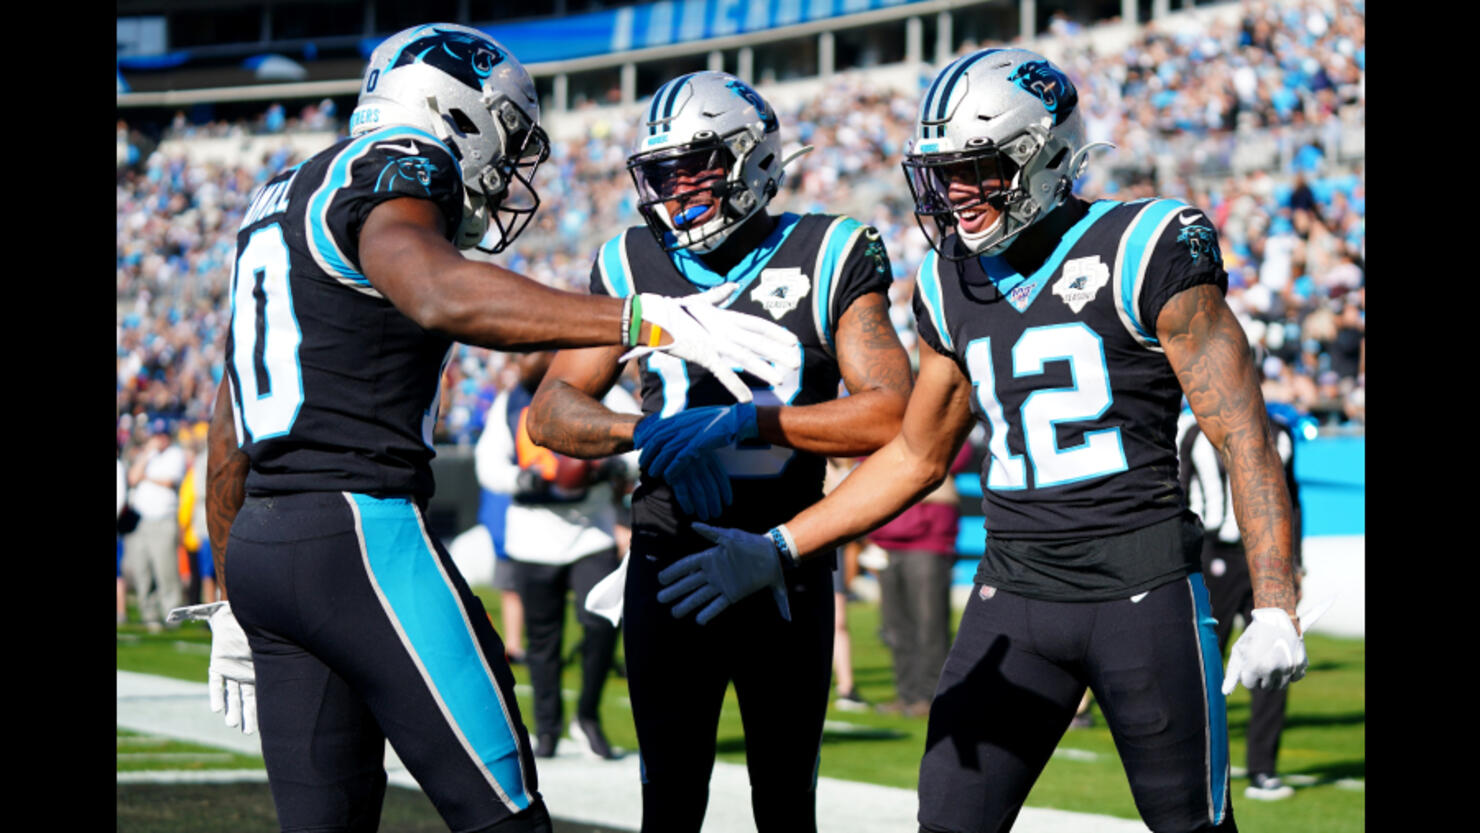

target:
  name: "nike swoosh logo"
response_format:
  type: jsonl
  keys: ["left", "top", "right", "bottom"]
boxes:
{"left": 378, "top": 140, "right": 420, "bottom": 155}
{"left": 1177, "top": 212, "right": 1199, "bottom": 225}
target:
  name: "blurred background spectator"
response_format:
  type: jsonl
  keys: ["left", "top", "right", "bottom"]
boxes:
{"left": 117, "top": 1, "right": 1364, "bottom": 455}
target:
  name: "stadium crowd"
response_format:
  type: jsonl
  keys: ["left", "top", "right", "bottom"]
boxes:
{"left": 117, "top": 0, "right": 1364, "bottom": 466}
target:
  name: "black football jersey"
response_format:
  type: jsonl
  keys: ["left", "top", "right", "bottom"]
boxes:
{"left": 914, "top": 197, "right": 1228, "bottom": 548}
{"left": 590, "top": 213, "right": 892, "bottom": 551}
{"left": 223, "top": 126, "right": 466, "bottom": 499}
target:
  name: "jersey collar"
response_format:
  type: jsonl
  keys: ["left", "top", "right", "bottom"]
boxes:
{"left": 668, "top": 213, "right": 802, "bottom": 307}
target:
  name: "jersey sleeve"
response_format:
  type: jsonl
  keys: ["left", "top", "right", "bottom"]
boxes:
{"left": 827, "top": 223, "right": 894, "bottom": 333}
{"left": 1136, "top": 203, "right": 1229, "bottom": 336}
{"left": 589, "top": 231, "right": 636, "bottom": 299}
{"left": 910, "top": 249, "right": 955, "bottom": 361}
{"left": 311, "top": 132, "right": 464, "bottom": 285}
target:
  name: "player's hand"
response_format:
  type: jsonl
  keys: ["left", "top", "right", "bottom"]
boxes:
{"left": 656, "top": 523, "right": 790, "bottom": 625}
{"left": 1221, "top": 597, "right": 1332, "bottom": 695}
{"left": 166, "top": 601, "right": 258, "bottom": 734}
{"left": 666, "top": 449, "right": 732, "bottom": 520}
{"left": 634, "top": 402, "right": 757, "bottom": 480}
{"left": 622, "top": 285, "right": 801, "bottom": 404}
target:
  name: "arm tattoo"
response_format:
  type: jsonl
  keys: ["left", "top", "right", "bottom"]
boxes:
{"left": 1159, "top": 285, "right": 1297, "bottom": 615}
{"left": 205, "top": 380, "right": 247, "bottom": 594}
{"left": 837, "top": 293, "right": 914, "bottom": 401}
{"left": 528, "top": 379, "right": 641, "bottom": 457}
{"left": 526, "top": 346, "right": 640, "bottom": 458}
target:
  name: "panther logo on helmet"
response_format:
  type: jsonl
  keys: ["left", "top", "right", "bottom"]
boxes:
{"left": 1007, "top": 60, "right": 1078, "bottom": 125}
{"left": 388, "top": 29, "right": 505, "bottom": 93}
{"left": 725, "top": 80, "right": 779, "bottom": 134}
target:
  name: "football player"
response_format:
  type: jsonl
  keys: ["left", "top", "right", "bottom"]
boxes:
{"left": 522, "top": 71, "right": 913, "bottom": 832}
{"left": 654, "top": 50, "right": 1314, "bottom": 833}
{"left": 168, "top": 25, "right": 800, "bottom": 833}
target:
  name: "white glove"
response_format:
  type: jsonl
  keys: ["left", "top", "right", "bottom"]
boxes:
{"left": 167, "top": 601, "right": 259, "bottom": 734}
{"left": 1221, "top": 596, "right": 1333, "bottom": 695}
{"left": 622, "top": 284, "right": 801, "bottom": 404}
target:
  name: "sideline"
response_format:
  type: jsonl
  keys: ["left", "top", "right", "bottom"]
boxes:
{"left": 119, "top": 670, "right": 1152, "bottom": 832}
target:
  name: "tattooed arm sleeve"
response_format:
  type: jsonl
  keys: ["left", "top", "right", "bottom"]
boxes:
{"left": 1158, "top": 284, "right": 1299, "bottom": 625}
{"left": 526, "top": 345, "right": 642, "bottom": 458}
{"left": 206, "top": 377, "right": 249, "bottom": 598}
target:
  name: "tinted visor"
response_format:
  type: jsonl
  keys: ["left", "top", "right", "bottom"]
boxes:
{"left": 628, "top": 139, "right": 736, "bottom": 213}
{"left": 902, "top": 149, "right": 1019, "bottom": 217}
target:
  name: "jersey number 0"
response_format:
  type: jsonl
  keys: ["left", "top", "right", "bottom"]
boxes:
{"left": 230, "top": 223, "right": 305, "bottom": 440}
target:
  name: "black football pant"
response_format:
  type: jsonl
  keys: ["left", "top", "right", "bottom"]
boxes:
{"left": 1201, "top": 537, "right": 1288, "bottom": 778}
{"left": 623, "top": 547, "right": 835, "bottom": 833}
{"left": 917, "top": 575, "right": 1236, "bottom": 833}
{"left": 227, "top": 492, "right": 551, "bottom": 833}
{"left": 512, "top": 548, "right": 621, "bottom": 739}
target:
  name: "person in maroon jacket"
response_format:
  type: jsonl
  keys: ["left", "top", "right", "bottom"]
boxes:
{"left": 868, "top": 443, "right": 973, "bottom": 716}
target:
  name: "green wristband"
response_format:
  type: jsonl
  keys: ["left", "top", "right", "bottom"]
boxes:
{"left": 627, "top": 294, "right": 643, "bottom": 347}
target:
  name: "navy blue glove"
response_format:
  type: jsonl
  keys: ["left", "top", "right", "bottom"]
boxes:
{"left": 634, "top": 402, "right": 758, "bottom": 480}
{"left": 667, "top": 448, "right": 732, "bottom": 520}
{"left": 656, "top": 523, "right": 791, "bottom": 625}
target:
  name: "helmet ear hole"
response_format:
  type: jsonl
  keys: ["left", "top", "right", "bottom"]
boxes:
{"left": 757, "top": 153, "right": 775, "bottom": 171}
{"left": 448, "top": 108, "right": 481, "bottom": 134}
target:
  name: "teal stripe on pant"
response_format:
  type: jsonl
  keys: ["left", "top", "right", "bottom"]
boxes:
{"left": 1188, "top": 573, "right": 1231, "bottom": 825}
{"left": 350, "top": 493, "right": 531, "bottom": 811}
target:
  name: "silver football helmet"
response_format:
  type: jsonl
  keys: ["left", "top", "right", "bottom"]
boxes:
{"left": 350, "top": 23, "right": 550, "bottom": 253}
{"left": 903, "top": 48, "right": 1109, "bottom": 260}
{"left": 627, "top": 71, "right": 806, "bottom": 253}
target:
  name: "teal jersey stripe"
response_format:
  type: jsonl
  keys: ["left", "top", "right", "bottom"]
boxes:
{"left": 350, "top": 494, "right": 530, "bottom": 810}
{"left": 1189, "top": 573, "right": 1230, "bottom": 825}
{"left": 814, "top": 217, "right": 864, "bottom": 354}
{"left": 1118, "top": 199, "right": 1186, "bottom": 343}
{"left": 308, "top": 126, "right": 452, "bottom": 285}
{"left": 669, "top": 213, "right": 803, "bottom": 300}
{"left": 978, "top": 199, "right": 1119, "bottom": 300}
{"left": 915, "top": 248, "right": 953, "bottom": 354}
{"left": 599, "top": 234, "right": 633, "bottom": 298}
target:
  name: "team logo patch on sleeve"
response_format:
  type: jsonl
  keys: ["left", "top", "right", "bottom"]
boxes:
{"left": 1176, "top": 223, "right": 1223, "bottom": 266}
{"left": 751, "top": 267, "right": 811, "bottom": 319}
{"left": 1052, "top": 256, "right": 1109, "bottom": 313}
{"left": 375, "top": 155, "right": 438, "bottom": 194}
{"left": 863, "top": 228, "right": 890, "bottom": 276}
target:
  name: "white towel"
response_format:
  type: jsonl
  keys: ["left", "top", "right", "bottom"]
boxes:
{"left": 585, "top": 551, "right": 630, "bottom": 627}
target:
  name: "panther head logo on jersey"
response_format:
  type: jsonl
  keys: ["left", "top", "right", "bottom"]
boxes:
{"left": 1177, "top": 224, "right": 1222, "bottom": 266}
{"left": 388, "top": 28, "right": 505, "bottom": 93}
{"left": 1007, "top": 60, "right": 1079, "bottom": 126}
{"left": 375, "top": 156, "right": 438, "bottom": 195}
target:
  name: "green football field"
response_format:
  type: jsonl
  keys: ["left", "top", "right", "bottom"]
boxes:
{"left": 116, "top": 589, "right": 1364, "bottom": 832}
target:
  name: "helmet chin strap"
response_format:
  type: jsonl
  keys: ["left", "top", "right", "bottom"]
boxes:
{"left": 959, "top": 213, "right": 1006, "bottom": 252}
